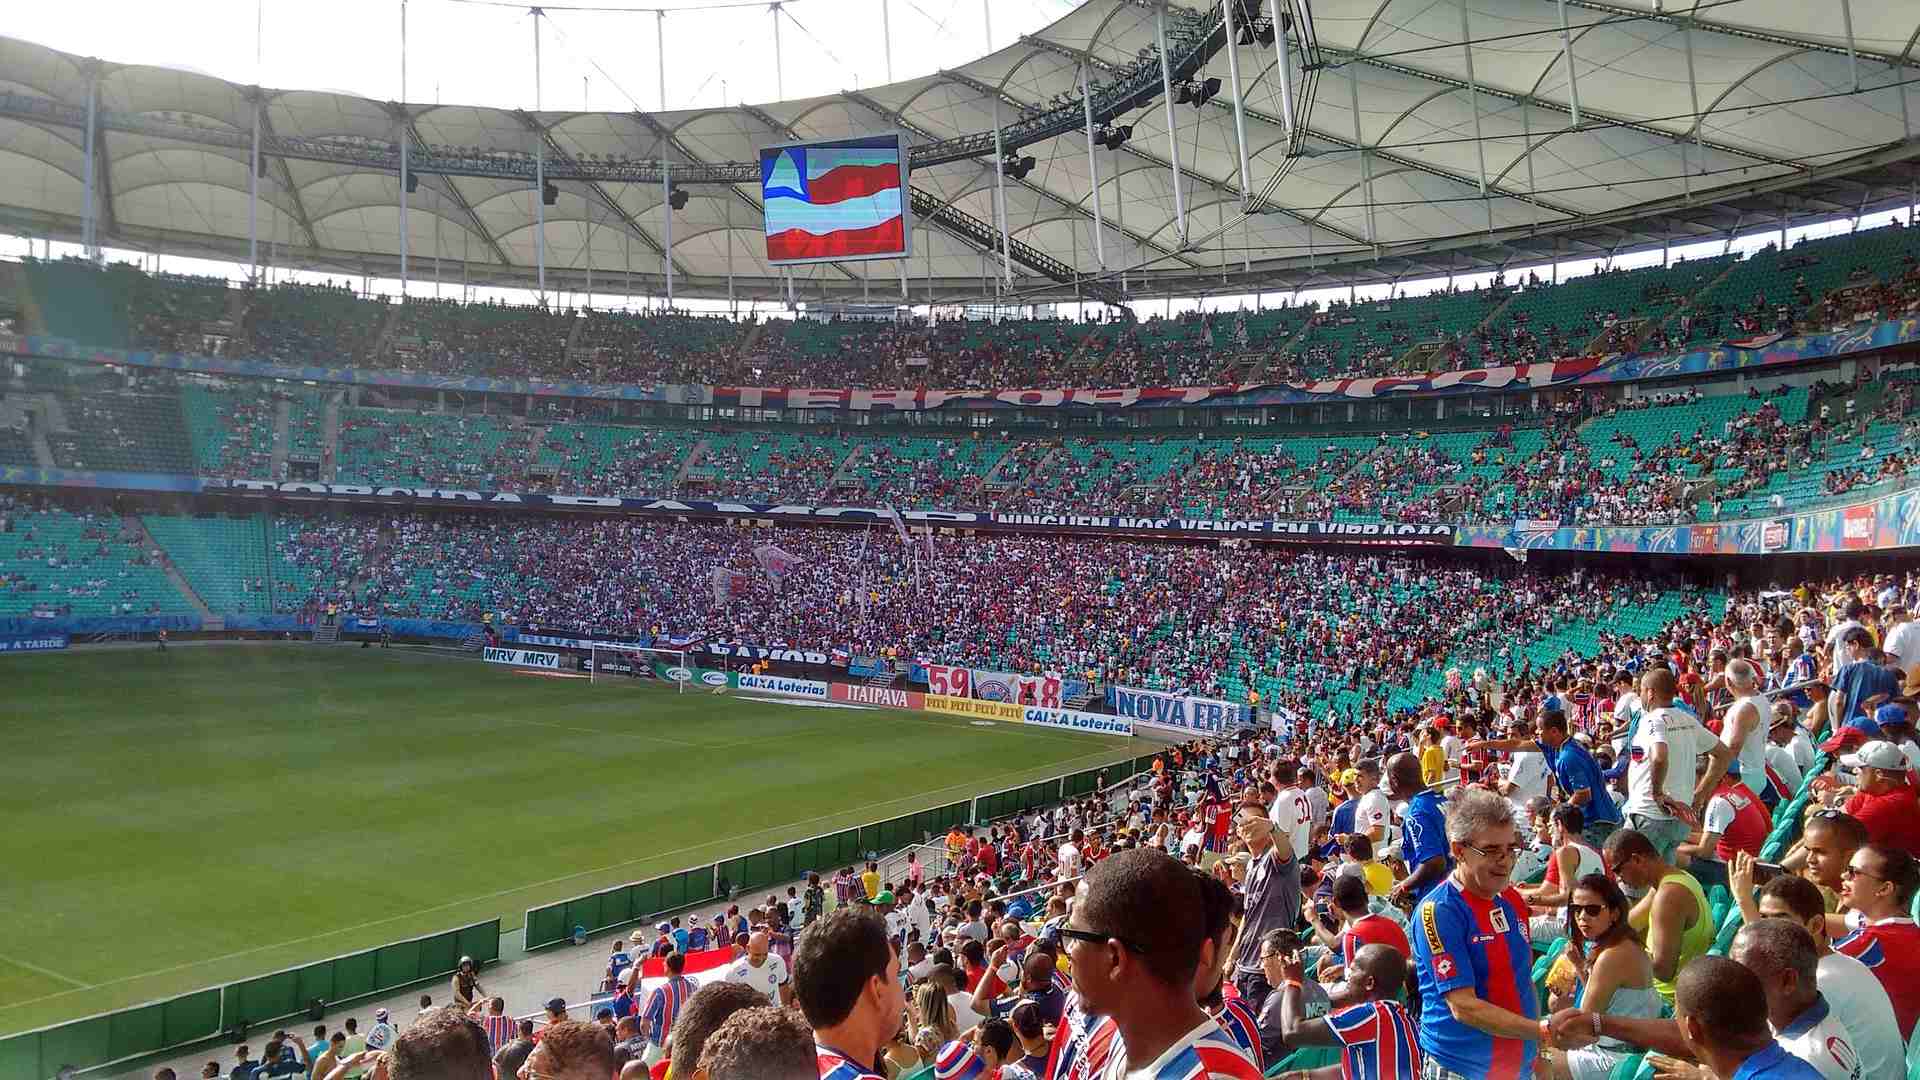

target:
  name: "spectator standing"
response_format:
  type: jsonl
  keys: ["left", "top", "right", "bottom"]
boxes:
{"left": 1470, "top": 710, "right": 1619, "bottom": 849}
{"left": 1408, "top": 788, "right": 1541, "bottom": 1080}
{"left": 493, "top": 1019, "right": 536, "bottom": 1080}
{"left": 1386, "top": 753, "right": 1448, "bottom": 906}
{"left": 1622, "top": 668, "right": 1731, "bottom": 861}
{"left": 723, "top": 931, "right": 793, "bottom": 1007}
{"left": 1227, "top": 807, "right": 1300, "bottom": 1013}
{"left": 1060, "top": 849, "right": 1261, "bottom": 1080}
{"left": 473, "top": 998, "right": 515, "bottom": 1055}
{"left": 794, "top": 908, "right": 905, "bottom": 1080}
{"left": 643, "top": 951, "right": 697, "bottom": 1065}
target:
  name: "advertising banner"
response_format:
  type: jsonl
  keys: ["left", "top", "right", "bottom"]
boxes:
{"left": 923, "top": 694, "right": 1025, "bottom": 722}
{"left": 925, "top": 663, "right": 973, "bottom": 697}
{"left": 736, "top": 673, "right": 830, "bottom": 698}
{"left": 1107, "top": 686, "right": 1249, "bottom": 734}
{"left": 0, "top": 633, "right": 70, "bottom": 654}
{"left": 1019, "top": 706, "right": 1134, "bottom": 737}
{"left": 482, "top": 646, "right": 564, "bottom": 670}
{"left": 830, "top": 683, "right": 926, "bottom": 710}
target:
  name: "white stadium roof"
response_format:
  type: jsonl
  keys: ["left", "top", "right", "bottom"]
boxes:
{"left": 2, "top": 0, "right": 1918, "bottom": 305}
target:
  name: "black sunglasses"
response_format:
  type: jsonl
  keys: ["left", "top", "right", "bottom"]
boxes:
{"left": 1056, "top": 926, "right": 1150, "bottom": 954}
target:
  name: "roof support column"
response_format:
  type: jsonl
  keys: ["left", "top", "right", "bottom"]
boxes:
{"left": 82, "top": 70, "right": 98, "bottom": 261}
{"left": 1556, "top": 0, "right": 1581, "bottom": 127}
{"left": 533, "top": 6, "right": 547, "bottom": 301}
{"left": 1348, "top": 63, "right": 1376, "bottom": 246}
{"left": 1155, "top": 1, "right": 1190, "bottom": 245}
{"left": 1081, "top": 63, "right": 1106, "bottom": 270}
{"left": 249, "top": 94, "right": 260, "bottom": 281}
{"left": 1220, "top": 0, "right": 1256, "bottom": 207}
{"left": 1840, "top": 0, "right": 1859, "bottom": 92}
{"left": 1266, "top": 0, "right": 1296, "bottom": 141}
{"left": 1458, "top": 0, "right": 1492, "bottom": 235}
{"left": 1681, "top": 17, "right": 1700, "bottom": 204}
{"left": 400, "top": 0, "right": 410, "bottom": 291}
{"left": 660, "top": 9, "right": 674, "bottom": 309}
{"left": 992, "top": 96, "right": 1012, "bottom": 284}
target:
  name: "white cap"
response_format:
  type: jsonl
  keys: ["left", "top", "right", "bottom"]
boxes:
{"left": 1842, "top": 740, "right": 1908, "bottom": 771}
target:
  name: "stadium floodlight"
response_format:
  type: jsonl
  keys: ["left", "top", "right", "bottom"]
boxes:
{"left": 541, "top": 180, "right": 559, "bottom": 205}
{"left": 668, "top": 186, "right": 689, "bottom": 210}
{"left": 1001, "top": 154, "right": 1036, "bottom": 180}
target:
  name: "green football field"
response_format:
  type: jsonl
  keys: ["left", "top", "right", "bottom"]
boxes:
{"left": 0, "top": 645, "right": 1140, "bottom": 1034}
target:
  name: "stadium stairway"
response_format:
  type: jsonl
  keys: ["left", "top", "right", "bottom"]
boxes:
{"left": 123, "top": 514, "right": 220, "bottom": 629}
{"left": 271, "top": 398, "right": 291, "bottom": 477}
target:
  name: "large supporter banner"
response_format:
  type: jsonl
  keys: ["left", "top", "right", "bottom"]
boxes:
{"left": 482, "top": 646, "right": 564, "bottom": 670}
{"left": 1107, "top": 685, "right": 1249, "bottom": 734}
{"left": 972, "top": 669, "right": 1064, "bottom": 708}
{"left": 1020, "top": 706, "right": 1134, "bottom": 737}
{"left": 0, "top": 633, "right": 69, "bottom": 654}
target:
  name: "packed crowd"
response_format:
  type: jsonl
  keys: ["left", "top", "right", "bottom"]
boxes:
{"left": 264, "top": 512, "right": 1687, "bottom": 721}
{"left": 183, "top": 569, "right": 1920, "bottom": 1080}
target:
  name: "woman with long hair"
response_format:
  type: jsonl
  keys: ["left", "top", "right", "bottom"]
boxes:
{"left": 910, "top": 982, "right": 958, "bottom": 1060}
{"left": 1540, "top": 873, "right": 1663, "bottom": 1080}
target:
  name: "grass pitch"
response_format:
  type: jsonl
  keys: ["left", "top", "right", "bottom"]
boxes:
{"left": 0, "top": 645, "right": 1139, "bottom": 1033}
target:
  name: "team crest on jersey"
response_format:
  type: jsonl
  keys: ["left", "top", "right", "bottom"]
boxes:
{"left": 1489, "top": 908, "right": 1510, "bottom": 934}
{"left": 1435, "top": 954, "right": 1455, "bottom": 978}
{"left": 1827, "top": 1035, "right": 1859, "bottom": 1076}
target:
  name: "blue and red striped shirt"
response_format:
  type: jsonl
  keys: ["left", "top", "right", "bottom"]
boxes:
{"left": 1046, "top": 993, "right": 1119, "bottom": 1080}
{"left": 642, "top": 975, "right": 695, "bottom": 1046}
{"left": 1211, "top": 999, "right": 1263, "bottom": 1073}
{"left": 1325, "top": 1000, "right": 1421, "bottom": 1080}
{"left": 1410, "top": 878, "right": 1538, "bottom": 1078}
{"left": 817, "top": 1042, "right": 884, "bottom": 1080}
{"left": 1110, "top": 1018, "right": 1261, "bottom": 1080}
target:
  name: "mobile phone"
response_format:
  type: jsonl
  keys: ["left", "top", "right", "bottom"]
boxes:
{"left": 1752, "top": 861, "right": 1786, "bottom": 885}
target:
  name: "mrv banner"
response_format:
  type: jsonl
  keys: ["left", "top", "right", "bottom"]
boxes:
{"left": 482, "top": 646, "right": 563, "bottom": 670}
{"left": 1107, "top": 685, "right": 1250, "bottom": 734}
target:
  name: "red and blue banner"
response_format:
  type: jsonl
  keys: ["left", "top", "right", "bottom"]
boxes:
{"left": 760, "top": 135, "right": 909, "bottom": 264}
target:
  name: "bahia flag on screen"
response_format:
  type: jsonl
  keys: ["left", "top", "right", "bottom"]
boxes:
{"left": 761, "top": 136, "right": 906, "bottom": 262}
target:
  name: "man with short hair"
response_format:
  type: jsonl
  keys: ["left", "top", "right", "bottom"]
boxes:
{"left": 1386, "top": 752, "right": 1448, "bottom": 906}
{"left": 1303, "top": 873, "right": 1410, "bottom": 987}
{"left": 1273, "top": 943, "right": 1420, "bottom": 1080}
{"left": 472, "top": 997, "right": 514, "bottom": 1055}
{"left": 1351, "top": 759, "right": 1393, "bottom": 847}
{"left": 1409, "top": 788, "right": 1540, "bottom": 1080}
{"left": 1840, "top": 741, "right": 1920, "bottom": 852}
{"left": 1226, "top": 806, "right": 1299, "bottom": 1013}
{"left": 1734, "top": 866, "right": 1903, "bottom": 1080}
{"left": 663, "top": 982, "right": 769, "bottom": 1080}
{"left": 1623, "top": 667, "right": 1733, "bottom": 862}
{"left": 1270, "top": 760, "right": 1313, "bottom": 866}
{"left": 722, "top": 930, "right": 792, "bottom": 1007}
{"left": 1832, "top": 843, "right": 1920, "bottom": 1040}
{"left": 1060, "top": 849, "right": 1261, "bottom": 1079}
{"left": 386, "top": 1007, "right": 493, "bottom": 1080}
{"left": 612, "top": 1016, "right": 648, "bottom": 1067}
{"left": 1467, "top": 709, "right": 1620, "bottom": 850}
{"left": 793, "top": 907, "right": 905, "bottom": 1080}
{"left": 1832, "top": 627, "right": 1900, "bottom": 730}
{"left": 1731, "top": 920, "right": 1863, "bottom": 1079}
{"left": 493, "top": 1019, "right": 536, "bottom": 1080}
{"left": 1721, "top": 658, "right": 1774, "bottom": 801}
{"left": 642, "top": 949, "right": 697, "bottom": 1065}
{"left": 698, "top": 1005, "right": 817, "bottom": 1080}
{"left": 1605, "top": 828, "right": 1711, "bottom": 1008}
{"left": 521, "top": 1019, "right": 616, "bottom": 1080}
{"left": 1668, "top": 957, "right": 1824, "bottom": 1080}
{"left": 310, "top": 1031, "right": 348, "bottom": 1080}
{"left": 1677, "top": 759, "right": 1771, "bottom": 893}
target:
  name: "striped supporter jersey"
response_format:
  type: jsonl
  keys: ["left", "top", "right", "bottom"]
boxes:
{"left": 1325, "top": 1000, "right": 1421, "bottom": 1080}
{"left": 817, "top": 1042, "right": 884, "bottom": 1080}
{"left": 1410, "top": 879, "right": 1538, "bottom": 1078}
{"left": 1211, "top": 999, "right": 1263, "bottom": 1073}
{"left": 1097, "top": 1017, "right": 1262, "bottom": 1080}
{"left": 642, "top": 975, "right": 695, "bottom": 1046}
{"left": 1046, "top": 993, "right": 1120, "bottom": 1080}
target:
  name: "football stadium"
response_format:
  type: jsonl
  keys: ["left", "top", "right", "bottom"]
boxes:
{"left": 1, "top": 0, "right": 1919, "bottom": 1076}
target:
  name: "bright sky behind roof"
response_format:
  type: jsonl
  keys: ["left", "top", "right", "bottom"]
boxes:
{"left": 8, "top": 0, "right": 1080, "bottom": 114}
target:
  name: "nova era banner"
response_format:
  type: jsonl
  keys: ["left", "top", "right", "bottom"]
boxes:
{"left": 1107, "top": 685, "right": 1250, "bottom": 734}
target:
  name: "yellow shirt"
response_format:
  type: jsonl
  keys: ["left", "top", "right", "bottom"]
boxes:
{"left": 861, "top": 870, "right": 881, "bottom": 899}
{"left": 1419, "top": 745, "right": 1445, "bottom": 786}
{"left": 1358, "top": 860, "right": 1393, "bottom": 897}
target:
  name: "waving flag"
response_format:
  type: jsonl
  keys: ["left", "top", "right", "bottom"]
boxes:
{"left": 761, "top": 136, "right": 907, "bottom": 263}
{"left": 753, "top": 543, "right": 805, "bottom": 581}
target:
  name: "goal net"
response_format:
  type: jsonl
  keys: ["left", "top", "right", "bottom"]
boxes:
{"left": 587, "top": 644, "right": 693, "bottom": 692}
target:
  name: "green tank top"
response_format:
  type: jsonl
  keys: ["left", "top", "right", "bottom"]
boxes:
{"left": 1653, "top": 870, "right": 1712, "bottom": 1005}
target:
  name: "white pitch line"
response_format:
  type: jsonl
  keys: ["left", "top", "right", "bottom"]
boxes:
{"left": 0, "top": 950, "right": 93, "bottom": 991}
{"left": 0, "top": 744, "right": 1134, "bottom": 1016}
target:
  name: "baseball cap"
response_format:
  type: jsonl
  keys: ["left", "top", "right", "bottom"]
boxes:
{"left": 1876, "top": 703, "right": 1912, "bottom": 729}
{"left": 373, "top": 1008, "right": 389, "bottom": 1022}
{"left": 873, "top": 890, "right": 896, "bottom": 905}
{"left": 1842, "top": 740, "right": 1908, "bottom": 772}
{"left": 656, "top": 921, "right": 672, "bottom": 932}
{"left": 933, "top": 1041, "right": 986, "bottom": 1080}
{"left": 1819, "top": 726, "right": 1872, "bottom": 754}
{"left": 545, "top": 997, "right": 568, "bottom": 1014}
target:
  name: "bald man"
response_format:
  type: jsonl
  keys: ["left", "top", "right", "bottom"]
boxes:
{"left": 721, "top": 929, "right": 792, "bottom": 1006}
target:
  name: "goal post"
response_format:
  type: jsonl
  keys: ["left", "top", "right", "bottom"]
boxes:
{"left": 587, "top": 644, "right": 693, "bottom": 692}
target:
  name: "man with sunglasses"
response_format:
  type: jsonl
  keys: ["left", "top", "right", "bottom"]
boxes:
{"left": 1603, "top": 829, "right": 1710, "bottom": 1010}
{"left": 1059, "top": 848, "right": 1261, "bottom": 1080}
{"left": 1831, "top": 844, "right": 1920, "bottom": 1042}
{"left": 1409, "top": 788, "right": 1541, "bottom": 1080}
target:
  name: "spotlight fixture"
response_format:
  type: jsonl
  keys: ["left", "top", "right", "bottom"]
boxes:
{"left": 1175, "top": 77, "right": 1223, "bottom": 107}
{"left": 1095, "top": 124, "right": 1133, "bottom": 151}
{"left": 540, "top": 180, "right": 559, "bottom": 206}
{"left": 668, "top": 186, "right": 689, "bottom": 210}
{"left": 1000, "top": 154, "right": 1036, "bottom": 180}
